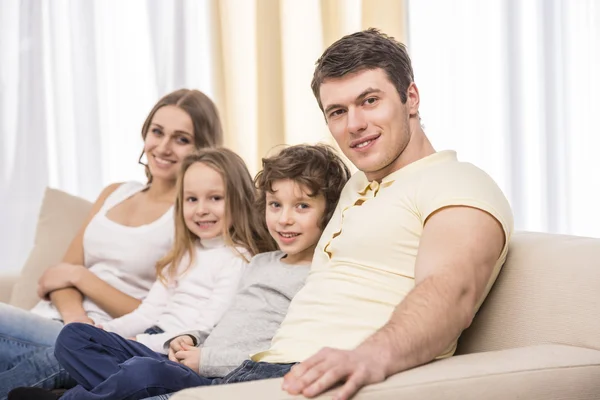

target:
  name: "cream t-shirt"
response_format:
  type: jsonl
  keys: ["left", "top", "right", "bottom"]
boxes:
{"left": 255, "top": 151, "right": 514, "bottom": 363}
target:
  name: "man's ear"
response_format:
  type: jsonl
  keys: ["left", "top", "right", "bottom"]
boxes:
{"left": 406, "top": 82, "right": 420, "bottom": 116}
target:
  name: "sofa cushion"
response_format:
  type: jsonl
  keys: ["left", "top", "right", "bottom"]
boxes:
{"left": 9, "top": 187, "right": 92, "bottom": 309}
{"left": 457, "top": 231, "right": 600, "bottom": 355}
{"left": 170, "top": 344, "right": 600, "bottom": 400}
{"left": 0, "top": 273, "right": 19, "bottom": 303}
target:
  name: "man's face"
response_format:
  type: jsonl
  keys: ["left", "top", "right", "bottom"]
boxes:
{"left": 320, "top": 68, "right": 416, "bottom": 181}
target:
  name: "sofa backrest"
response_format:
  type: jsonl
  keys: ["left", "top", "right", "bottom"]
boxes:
{"left": 457, "top": 231, "right": 600, "bottom": 355}
{"left": 9, "top": 187, "right": 92, "bottom": 309}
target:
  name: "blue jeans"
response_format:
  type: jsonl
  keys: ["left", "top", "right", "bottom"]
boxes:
{"left": 55, "top": 323, "right": 210, "bottom": 400}
{"left": 0, "top": 303, "right": 75, "bottom": 399}
{"left": 143, "top": 360, "right": 296, "bottom": 400}
{"left": 56, "top": 323, "right": 295, "bottom": 400}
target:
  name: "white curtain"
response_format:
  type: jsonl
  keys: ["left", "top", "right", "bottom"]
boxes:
{"left": 0, "top": 0, "right": 215, "bottom": 272}
{"left": 0, "top": 0, "right": 407, "bottom": 273}
{"left": 408, "top": 0, "right": 600, "bottom": 237}
{"left": 1, "top": 0, "right": 599, "bottom": 274}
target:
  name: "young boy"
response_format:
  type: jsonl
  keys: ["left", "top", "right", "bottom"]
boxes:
{"left": 9, "top": 144, "right": 350, "bottom": 400}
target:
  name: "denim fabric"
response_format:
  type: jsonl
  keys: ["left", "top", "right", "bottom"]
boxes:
{"left": 0, "top": 346, "right": 76, "bottom": 400}
{"left": 0, "top": 303, "right": 72, "bottom": 400}
{"left": 0, "top": 303, "right": 63, "bottom": 370}
{"left": 56, "top": 323, "right": 211, "bottom": 400}
{"left": 220, "top": 360, "right": 295, "bottom": 384}
{"left": 142, "top": 360, "right": 296, "bottom": 400}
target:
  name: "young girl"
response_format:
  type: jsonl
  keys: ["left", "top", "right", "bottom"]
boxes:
{"left": 6, "top": 148, "right": 277, "bottom": 400}
{"left": 0, "top": 88, "right": 223, "bottom": 397}
{"left": 94, "top": 148, "right": 276, "bottom": 351}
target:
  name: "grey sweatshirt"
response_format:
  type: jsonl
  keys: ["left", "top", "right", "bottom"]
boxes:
{"left": 164, "top": 250, "right": 309, "bottom": 377}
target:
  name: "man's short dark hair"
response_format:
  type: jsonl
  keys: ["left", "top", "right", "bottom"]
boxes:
{"left": 311, "top": 28, "right": 415, "bottom": 111}
{"left": 255, "top": 144, "right": 351, "bottom": 229}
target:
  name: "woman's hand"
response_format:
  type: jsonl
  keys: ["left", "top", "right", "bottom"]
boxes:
{"left": 37, "top": 262, "right": 87, "bottom": 299}
{"left": 62, "top": 314, "right": 95, "bottom": 325}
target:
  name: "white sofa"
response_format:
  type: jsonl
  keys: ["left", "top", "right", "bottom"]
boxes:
{"left": 2, "top": 188, "right": 600, "bottom": 399}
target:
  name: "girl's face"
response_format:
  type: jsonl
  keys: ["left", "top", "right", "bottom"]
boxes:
{"left": 144, "top": 105, "right": 196, "bottom": 183}
{"left": 182, "top": 162, "right": 227, "bottom": 241}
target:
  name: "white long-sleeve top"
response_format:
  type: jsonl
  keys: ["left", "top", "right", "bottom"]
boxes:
{"left": 102, "top": 236, "right": 249, "bottom": 353}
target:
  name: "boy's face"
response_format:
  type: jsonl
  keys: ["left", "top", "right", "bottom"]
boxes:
{"left": 265, "top": 179, "right": 326, "bottom": 265}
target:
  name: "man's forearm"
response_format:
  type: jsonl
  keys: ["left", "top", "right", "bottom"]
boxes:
{"left": 358, "top": 274, "right": 475, "bottom": 375}
{"left": 50, "top": 287, "right": 87, "bottom": 321}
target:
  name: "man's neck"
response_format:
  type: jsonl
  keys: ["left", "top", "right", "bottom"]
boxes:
{"left": 367, "top": 125, "right": 436, "bottom": 182}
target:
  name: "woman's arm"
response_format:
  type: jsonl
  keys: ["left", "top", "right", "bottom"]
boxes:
{"left": 102, "top": 278, "right": 169, "bottom": 336}
{"left": 69, "top": 268, "right": 143, "bottom": 318}
{"left": 50, "top": 287, "right": 89, "bottom": 324}
{"left": 40, "top": 262, "right": 143, "bottom": 318}
{"left": 48, "top": 183, "right": 124, "bottom": 323}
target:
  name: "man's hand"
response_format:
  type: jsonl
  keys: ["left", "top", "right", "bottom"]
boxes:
{"left": 282, "top": 346, "right": 387, "bottom": 400}
{"left": 168, "top": 335, "right": 195, "bottom": 363}
{"left": 37, "top": 263, "right": 85, "bottom": 299}
{"left": 174, "top": 343, "right": 201, "bottom": 371}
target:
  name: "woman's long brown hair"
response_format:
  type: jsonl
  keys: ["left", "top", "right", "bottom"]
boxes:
{"left": 156, "top": 148, "right": 277, "bottom": 283}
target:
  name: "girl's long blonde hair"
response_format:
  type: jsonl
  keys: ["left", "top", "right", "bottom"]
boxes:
{"left": 156, "top": 148, "right": 277, "bottom": 283}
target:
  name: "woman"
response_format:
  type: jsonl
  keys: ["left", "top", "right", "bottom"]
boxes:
{"left": 0, "top": 88, "right": 223, "bottom": 398}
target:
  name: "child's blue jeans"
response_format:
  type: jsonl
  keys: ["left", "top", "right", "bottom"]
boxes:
{"left": 55, "top": 323, "right": 210, "bottom": 400}
{"left": 55, "top": 323, "right": 295, "bottom": 400}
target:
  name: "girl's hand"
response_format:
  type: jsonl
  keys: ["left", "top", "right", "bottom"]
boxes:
{"left": 175, "top": 343, "right": 201, "bottom": 371}
{"left": 168, "top": 335, "right": 195, "bottom": 362}
{"left": 37, "top": 263, "right": 86, "bottom": 299}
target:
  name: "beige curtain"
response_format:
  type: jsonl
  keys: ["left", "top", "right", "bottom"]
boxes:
{"left": 209, "top": 0, "right": 407, "bottom": 174}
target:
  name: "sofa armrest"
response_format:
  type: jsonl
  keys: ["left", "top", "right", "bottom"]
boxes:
{"left": 0, "top": 273, "right": 19, "bottom": 304}
{"left": 171, "top": 344, "right": 600, "bottom": 400}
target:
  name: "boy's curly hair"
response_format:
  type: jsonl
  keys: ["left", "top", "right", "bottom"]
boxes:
{"left": 255, "top": 144, "right": 351, "bottom": 229}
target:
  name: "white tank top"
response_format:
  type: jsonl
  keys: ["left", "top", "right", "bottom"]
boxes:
{"left": 31, "top": 181, "right": 174, "bottom": 324}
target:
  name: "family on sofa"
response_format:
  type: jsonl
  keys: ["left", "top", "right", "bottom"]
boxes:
{"left": 0, "top": 28, "right": 513, "bottom": 400}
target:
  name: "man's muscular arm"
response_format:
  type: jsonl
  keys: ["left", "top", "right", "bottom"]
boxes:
{"left": 283, "top": 206, "right": 505, "bottom": 400}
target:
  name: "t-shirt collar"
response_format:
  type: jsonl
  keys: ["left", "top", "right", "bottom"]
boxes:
{"left": 356, "top": 150, "right": 458, "bottom": 195}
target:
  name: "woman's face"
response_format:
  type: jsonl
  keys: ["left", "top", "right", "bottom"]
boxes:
{"left": 143, "top": 105, "right": 196, "bottom": 183}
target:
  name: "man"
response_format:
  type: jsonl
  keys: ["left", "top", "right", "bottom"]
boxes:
{"left": 152, "top": 27, "right": 512, "bottom": 400}
{"left": 257, "top": 28, "right": 513, "bottom": 399}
